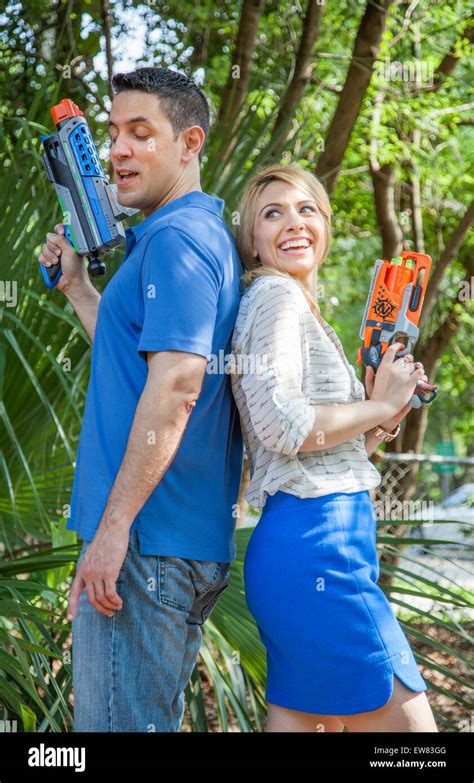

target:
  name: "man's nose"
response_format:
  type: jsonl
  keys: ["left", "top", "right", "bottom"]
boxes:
{"left": 111, "top": 138, "right": 133, "bottom": 160}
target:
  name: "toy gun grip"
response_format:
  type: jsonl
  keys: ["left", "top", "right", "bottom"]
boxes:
{"left": 38, "top": 224, "right": 74, "bottom": 289}
{"left": 38, "top": 224, "right": 105, "bottom": 289}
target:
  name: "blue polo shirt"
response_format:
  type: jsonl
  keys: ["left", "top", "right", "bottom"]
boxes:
{"left": 66, "top": 190, "right": 244, "bottom": 562}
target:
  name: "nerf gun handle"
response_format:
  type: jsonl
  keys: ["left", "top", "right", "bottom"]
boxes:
{"left": 39, "top": 225, "right": 105, "bottom": 290}
{"left": 359, "top": 342, "right": 438, "bottom": 409}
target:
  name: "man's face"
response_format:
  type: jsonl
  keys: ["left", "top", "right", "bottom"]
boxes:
{"left": 108, "top": 90, "right": 184, "bottom": 217}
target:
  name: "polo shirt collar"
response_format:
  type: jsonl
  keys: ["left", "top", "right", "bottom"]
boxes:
{"left": 126, "top": 190, "right": 225, "bottom": 244}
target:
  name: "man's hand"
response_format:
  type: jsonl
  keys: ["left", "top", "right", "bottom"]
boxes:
{"left": 365, "top": 353, "right": 428, "bottom": 432}
{"left": 38, "top": 223, "right": 92, "bottom": 296}
{"left": 67, "top": 520, "right": 129, "bottom": 620}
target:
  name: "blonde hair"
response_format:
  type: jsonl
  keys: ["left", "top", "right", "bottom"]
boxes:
{"left": 234, "top": 163, "right": 332, "bottom": 317}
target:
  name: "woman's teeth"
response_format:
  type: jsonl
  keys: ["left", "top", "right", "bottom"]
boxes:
{"left": 279, "top": 242, "right": 312, "bottom": 255}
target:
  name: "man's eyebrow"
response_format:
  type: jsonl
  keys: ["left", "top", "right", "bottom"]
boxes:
{"left": 259, "top": 199, "right": 316, "bottom": 215}
{"left": 107, "top": 116, "right": 153, "bottom": 129}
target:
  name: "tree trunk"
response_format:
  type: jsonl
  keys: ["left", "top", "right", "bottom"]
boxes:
{"left": 269, "top": 0, "right": 324, "bottom": 158}
{"left": 370, "top": 164, "right": 404, "bottom": 259}
{"left": 315, "top": 0, "right": 394, "bottom": 194}
{"left": 214, "top": 0, "right": 265, "bottom": 141}
{"left": 100, "top": 0, "right": 114, "bottom": 102}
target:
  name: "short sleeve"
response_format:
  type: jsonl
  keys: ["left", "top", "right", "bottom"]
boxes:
{"left": 137, "top": 225, "right": 222, "bottom": 360}
{"left": 236, "top": 279, "right": 316, "bottom": 457}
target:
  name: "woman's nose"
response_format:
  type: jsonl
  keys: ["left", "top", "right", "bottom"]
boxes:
{"left": 286, "top": 218, "right": 305, "bottom": 231}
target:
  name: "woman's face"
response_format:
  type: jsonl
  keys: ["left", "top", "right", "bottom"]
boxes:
{"left": 252, "top": 180, "right": 327, "bottom": 287}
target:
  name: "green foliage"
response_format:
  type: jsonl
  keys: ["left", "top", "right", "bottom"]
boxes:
{"left": 0, "top": 0, "right": 472, "bottom": 732}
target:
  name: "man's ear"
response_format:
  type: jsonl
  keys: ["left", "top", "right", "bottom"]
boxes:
{"left": 182, "top": 125, "right": 205, "bottom": 160}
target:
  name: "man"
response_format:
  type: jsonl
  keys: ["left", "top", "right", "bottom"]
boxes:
{"left": 38, "top": 67, "right": 244, "bottom": 732}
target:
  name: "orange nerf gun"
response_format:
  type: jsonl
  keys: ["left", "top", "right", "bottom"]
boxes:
{"left": 356, "top": 251, "right": 438, "bottom": 409}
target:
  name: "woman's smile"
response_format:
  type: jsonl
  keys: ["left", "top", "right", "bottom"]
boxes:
{"left": 277, "top": 236, "right": 314, "bottom": 255}
{"left": 252, "top": 180, "right": 327, "bottom": 288}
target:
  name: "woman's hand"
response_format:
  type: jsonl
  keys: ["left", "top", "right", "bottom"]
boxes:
{"left": 365, "top": 344, "right": 428, "bottom": 432}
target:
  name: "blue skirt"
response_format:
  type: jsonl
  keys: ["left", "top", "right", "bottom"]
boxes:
{"left": 244, "top": 489, "right": 427, "bottom": 715}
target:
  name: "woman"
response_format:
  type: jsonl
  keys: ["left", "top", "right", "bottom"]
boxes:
{"left": 230, "top": 163, "right": 438, "bottom": 733}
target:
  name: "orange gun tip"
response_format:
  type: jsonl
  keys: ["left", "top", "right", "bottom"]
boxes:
{"left": 50, "top": 99, "right": 84, "bottom": 127}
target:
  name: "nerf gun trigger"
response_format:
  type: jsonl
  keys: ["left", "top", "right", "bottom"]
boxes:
{"left": 357, "top": 252, "right": 438, "bottom": 409}
{"left": 39, "top": 98, "right": 135, "bottom": 289}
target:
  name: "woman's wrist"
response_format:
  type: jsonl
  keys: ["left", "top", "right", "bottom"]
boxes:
{"left": 368, "top": 399, "right": 398, "bottom": 424}
{"left": 371, "top": 422, "right": 400, "bottom": 442}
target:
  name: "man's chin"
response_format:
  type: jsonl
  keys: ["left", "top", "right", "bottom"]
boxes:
{"left": 116, "top": 189, "right": 142, "bottom": 208}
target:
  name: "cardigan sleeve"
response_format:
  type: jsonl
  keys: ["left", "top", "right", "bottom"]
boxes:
{"left": 237, "top": 279, "right": 316, "bottom": 458}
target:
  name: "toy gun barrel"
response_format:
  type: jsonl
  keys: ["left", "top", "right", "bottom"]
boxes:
{"left": 356, "top": 252, "right": 438, "bottom": 408}
{"left": 39, "top": 98, "right": 138, "bottom": 289}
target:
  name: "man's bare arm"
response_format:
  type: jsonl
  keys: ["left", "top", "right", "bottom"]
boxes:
{"left": 67, "top": 349, "right": 207, "bottom": 621}
{"left": 65, "top": 284, "right": 101, "bottom": 343}
{"left": 100, "top": 349, "right": 207, "bottom": 529}
{"left": 38, "top": 223, "right": 101, "bottom": 343}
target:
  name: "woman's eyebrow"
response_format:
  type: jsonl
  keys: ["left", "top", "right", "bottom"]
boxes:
{"left": 259, "top": 199, "right": 316, "bottom": 215}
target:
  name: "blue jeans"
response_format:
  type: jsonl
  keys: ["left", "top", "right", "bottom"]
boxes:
{"left": 71, "top": 530, "right": 230, "bottom": 732}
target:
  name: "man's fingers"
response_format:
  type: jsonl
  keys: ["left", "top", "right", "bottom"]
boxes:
{"left": 54, "top": 223, "right": 65, "bottom": 235}
{"left": 46, "top": 231, "right": 68, "bottom": 251}
{"left": 83, "top": 581, "right": 111, "bottom": 618}
{"left": 95, "top": 579, "right": 123, "bottom": 613}
{"left": 67, "top": 575, "right": 85, "bottom": 621}
{"left": 104, "top": 579, "right": 123, "bottom": 608}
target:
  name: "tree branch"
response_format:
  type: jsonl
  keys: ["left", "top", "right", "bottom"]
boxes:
{"left": 420, "top": 199, "right": 474, "bottom": 330}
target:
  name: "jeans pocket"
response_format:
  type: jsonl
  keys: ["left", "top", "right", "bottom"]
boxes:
{"left": 158, "top": 556, "right": 196, "bottom": 612}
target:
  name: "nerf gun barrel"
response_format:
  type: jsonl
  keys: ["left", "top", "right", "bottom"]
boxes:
{"left": 39, "top": 98, "right": 138, "bottom": 288}
{"left": 356, "top": 251, "right": 438, "bottom": 409}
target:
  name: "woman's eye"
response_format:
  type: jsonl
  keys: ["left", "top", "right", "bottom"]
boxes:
{"left": 264, "top": 205, "right": 317, "bottom": 218}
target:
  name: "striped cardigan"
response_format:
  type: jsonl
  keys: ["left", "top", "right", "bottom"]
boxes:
{"left": 230, "top": 274, "right": 382, "bottom": 509}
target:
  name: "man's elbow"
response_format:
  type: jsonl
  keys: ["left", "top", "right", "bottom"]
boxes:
{"left": 146, "top": 351, "right": 208, "bottom": 411}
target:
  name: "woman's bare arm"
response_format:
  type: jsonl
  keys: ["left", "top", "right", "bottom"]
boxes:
{"left": 298, "top": 398, "right": 396, "bottom": 452}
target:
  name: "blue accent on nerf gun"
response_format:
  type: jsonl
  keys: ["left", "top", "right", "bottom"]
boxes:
{"left": 38, "top": 98, "right": 139, "bottom": 289}
{"left": 40, "top": 224, "right": 74, "bottom": 289}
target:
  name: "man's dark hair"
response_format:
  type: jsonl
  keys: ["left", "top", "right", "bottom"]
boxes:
{"left": 112, "top": 67, "right": 210, "bottom": 164}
